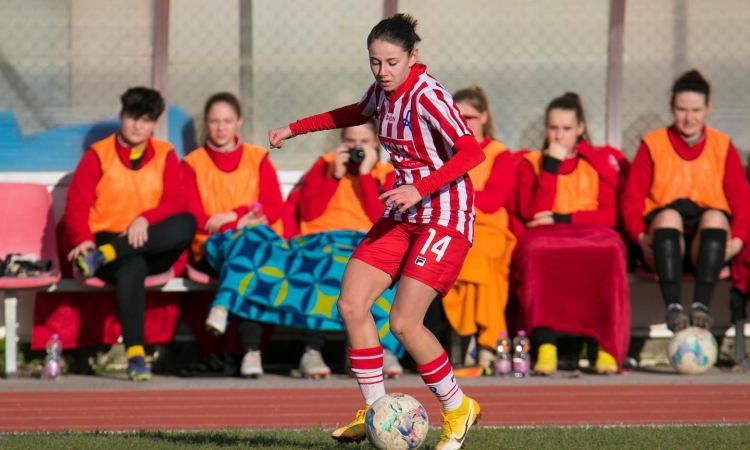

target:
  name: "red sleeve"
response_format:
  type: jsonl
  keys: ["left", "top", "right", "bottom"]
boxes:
{"left": 412, "top": 135, "right": 486, "bottom": 196}
{"left": 140, "top": 151, "right": 185, "bottom": 225}
{"left": 515, "top": 158, "right": 559, "bottom": 223}
{"left": 181, "top": 162, "right": 211, "bottom": 231}
{"left": 570, "top": 176, "right": 617, "bottom": 227}
{"left": 256, "top": 155, "right": 283, "bottom": 225}
{"left": 358, "top": 172, "right": 388, "bottom": 223}
{"left": 475, "top": 151, "right": 515, "bottom": 214}
{"left": 620, "top": 141, "right": 653, "bottom": 242}
{"left": 290, "top": 103, "right": 370, "bottom": 137}
{"left": 724, "top": 142, "right": 750, "bottom": 244}
{"left": 62, "top": 149, "right": 101, "bottom": 246}
{"left": 298, "top": 158, "right": 339, "bottom": 221}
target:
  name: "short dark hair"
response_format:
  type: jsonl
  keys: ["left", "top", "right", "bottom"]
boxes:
{"left": 120, "top": 87, "right": 165, "bottom": 121}
{"left": 367, "top": 13, "right": 421, "bottom": 54}
{"left": 544, "top": 92, "right": 589, "bottom": 148}
{"left": 341, "top": 117, "right": 378, "bottom": 140}
{"left": 671, "top": 69, "right": 710, "bottom": 105}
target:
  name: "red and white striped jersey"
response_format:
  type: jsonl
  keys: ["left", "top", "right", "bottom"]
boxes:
{"left": 356, "top": 64, "right": 476, "bottom": 239}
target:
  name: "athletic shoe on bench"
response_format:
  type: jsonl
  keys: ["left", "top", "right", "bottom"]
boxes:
{"left": 205, "top": 305, "right": 228, "bottom": 335}
{"left": 666, "top": 304, "right": 689, "bottom": 333}
{"left": 127, "top": 356, "right": 151, "bottom": 382}
{"left": 299, "top": 348, "right": 331, "bottom": 378}
{"left": 240, "top": 349, "right": 263, "bottom": 378}
{"left": 690, "top": 303, "right": 714, "bottom": 331}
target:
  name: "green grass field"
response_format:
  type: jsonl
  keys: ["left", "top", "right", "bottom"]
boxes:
{"left": 2, "top": 425, "right": 749, "bottom": 450}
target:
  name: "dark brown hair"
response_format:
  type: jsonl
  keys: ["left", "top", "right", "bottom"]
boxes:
{"left": 120, "top": 87, "right": 164, "bottom": 121}
{"left": 204, "top": 92, "right": 242, "bottom": 118}
{"left": 671, "top": 69, "right": 710, "bottom": 105}
{"left": 453, "top": 85, "right": 495, "bottom": 140}
{"left": 202, "top": 92, "right": 242, "bottom": 147}
{"left": 543, "top": 92, "right": 589, "bottom": 148}
{"left": 367, "top": 13, "right": 421, "bottom": 54}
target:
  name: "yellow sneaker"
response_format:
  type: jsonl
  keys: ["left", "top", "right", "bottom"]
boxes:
{"left": 435, "top": 395, "right": 481, "bottom": 450}
{"left": 331, "top": 406, "right": 368, "bottom": 442}
{"left": 533, "top": 343, "right": 557, "bottom": 375}
{"left": 595, "top": 349, "right": 618, "bottom": 374}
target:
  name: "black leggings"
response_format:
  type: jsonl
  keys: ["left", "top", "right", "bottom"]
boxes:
{"left": 95, "top": 213, "right": 196, "bottom": 349}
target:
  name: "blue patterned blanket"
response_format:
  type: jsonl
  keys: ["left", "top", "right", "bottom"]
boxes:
{"left": 204, "top": 225, "right": 403, "bottom": 356}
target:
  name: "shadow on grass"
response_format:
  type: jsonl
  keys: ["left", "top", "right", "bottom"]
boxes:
{"left": 138, "top": 429, "right": 369, "bottom": 449}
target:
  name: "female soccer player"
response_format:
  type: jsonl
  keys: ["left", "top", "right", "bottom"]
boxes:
{"left": 621, "top": 70, "right": 750, "bottom": 333}
{"left": 269, "top": 14, "right": 485, "bottom": 450}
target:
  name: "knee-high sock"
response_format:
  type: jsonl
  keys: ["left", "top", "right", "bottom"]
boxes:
{"left": 693, "top": 228, "right": 727, "bottom": 308}
{"left": 417, "top": 350, "right": 464, "bottom": 411}
{"left": 349, "top": 346, "right": 386, "bottom": 406}
{"left": 653, "top": 228, "right": 683, "bottom": 308}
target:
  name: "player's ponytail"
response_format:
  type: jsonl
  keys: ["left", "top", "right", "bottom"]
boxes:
{"left": 367, "top": 13, "right": 421, "bottom": 54}
{"left": 671, "top": 69, "right": 710, "bottom": 105}
{"left": 453, "top": 85, "right": 495, "bottom": 140}
{"left": 543, "top": 92, "right": 589, "bottom": 148}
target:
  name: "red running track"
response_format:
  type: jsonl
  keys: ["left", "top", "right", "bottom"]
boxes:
{"left": 1, "top": 384, "right": 748, "bottom": 432}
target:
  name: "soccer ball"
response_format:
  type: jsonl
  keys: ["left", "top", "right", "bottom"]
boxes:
{"left": 365, "top": 393, "right": 429, "bottom": 450}
{"left": 667, "top": 327, "right": 718, "bottom": 374}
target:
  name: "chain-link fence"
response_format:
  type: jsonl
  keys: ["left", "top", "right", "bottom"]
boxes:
{"left": 401, "top": 0, "right": 610, "bottom": 152}
{"left": 0, "top": 0, "right": 154, "bottom": 170}
{"left": 2, "top": 0, "right": 750, "bottom": 171}
{"left": 622, "top": 0, "right": 750, "bottom": 160}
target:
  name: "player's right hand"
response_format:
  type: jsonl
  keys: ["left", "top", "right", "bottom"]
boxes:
{"left": 67, "top": 240, "right": 95, "bottom": 261}
{"left": 546, "top": 141, "right": 568, "bottom": 160}
{"left": 268, "top": 126, "right": 293, "bottom": 149}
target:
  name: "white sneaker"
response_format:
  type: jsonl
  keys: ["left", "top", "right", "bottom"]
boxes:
{"left": 383, "top": 349, "right": 404, "bottom": 378}
{"left": 241, "top": 349, "right": 263, "bottom": 378}
{"left": 299, "top": 348, "right": 331, "bottom": 378}
{"left": 205, "top": 306, "right": 228, "bottom": 335}
{"left": 477, "top": 347, "right": 496, "bottom": 372}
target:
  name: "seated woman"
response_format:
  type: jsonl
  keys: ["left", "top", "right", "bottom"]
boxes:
{"left": 65, "top": 87, "right": 196, "bottom": 381}
{"left": 621, "top": 70, "right": 750, "bottom": 333}
{"left": 182, "top": 92, "right": 283, "bottom": 378}
{"left": 297, "top": 118, "right": 404, "bottom": 378}
{"left": 514, "top": 92, "right": 629, "bottom": 375}
{"left": 442, "top": 86, "right": 516, "bottom": 375}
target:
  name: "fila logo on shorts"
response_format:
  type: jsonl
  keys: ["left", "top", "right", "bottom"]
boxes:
{"left": 414, "top": 255, "right": 427, "bottom": 267}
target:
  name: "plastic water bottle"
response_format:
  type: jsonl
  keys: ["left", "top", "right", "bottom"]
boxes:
{"left": 44, "top": 333, "right": 63, "bottom": 380}
{"left": 512, "top": 330, "right": 530, "bottom": 378}
{"left": 494, "top": 331, "right": 512, "bottom": 377}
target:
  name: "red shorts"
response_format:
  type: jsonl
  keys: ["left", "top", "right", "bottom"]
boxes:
{"left": 351, "top": 218, "right": 471, "bottom": 297}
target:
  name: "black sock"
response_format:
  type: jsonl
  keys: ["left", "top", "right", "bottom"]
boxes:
{"left": 534, "top": 327, "right": 557, "bottom": 346}
{"left": 237, "top": 319, "right": 263, "bottom": 352}
{"left": 693, "top": 228, "right": 727, "bottom": 309}
{"left": 653, "top": 228, "right": 683, "bottom": 308}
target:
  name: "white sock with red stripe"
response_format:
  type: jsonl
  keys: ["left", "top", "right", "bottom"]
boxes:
{"left": 349, "top": 346, "right": 386, "bottom": 406}
{"left": 418, "top": 350, "right": 464, "bottom": 411}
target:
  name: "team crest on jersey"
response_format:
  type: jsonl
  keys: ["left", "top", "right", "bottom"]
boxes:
{"left": 414, "top": 255, "right": 427, "bottom": 267}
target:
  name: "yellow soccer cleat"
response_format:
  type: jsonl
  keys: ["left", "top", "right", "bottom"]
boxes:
{"left": 533, "top": 343, "right": 557, "bottom": 375}
{"left": 595, "top": 349, "right": 618, "bottom": 374}
{"left": 331, "top": 406, "right": 368, "bottom": 442}
{"left": 435, "top": 395, "right": 481, "bottom": 450}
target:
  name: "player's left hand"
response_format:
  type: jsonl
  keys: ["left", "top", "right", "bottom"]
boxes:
{"left": 379, "top": 185, "right": 422, "bottom": 213}
{"left": 127, "top": 216, "right": 149, "bottom": 248}
{"left": 526, "top": 211, "right": 554, "bottom": 227}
